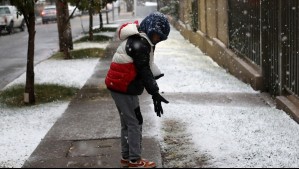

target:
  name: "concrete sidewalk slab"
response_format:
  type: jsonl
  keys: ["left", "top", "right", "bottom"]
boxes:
{"left": 22, "top": 138, "right": 161, "bottom": 168}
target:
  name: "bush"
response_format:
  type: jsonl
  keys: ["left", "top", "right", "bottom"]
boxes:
{"left": 159, "top": 0, "right": 179, "bottom": 19}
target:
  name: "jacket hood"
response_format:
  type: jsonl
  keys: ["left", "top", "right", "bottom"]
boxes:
{"left": 118, "top": 20, "right": 154, "bottom": 46}
{"left": 118, "top": 21, "right": 139, "bottom": 40}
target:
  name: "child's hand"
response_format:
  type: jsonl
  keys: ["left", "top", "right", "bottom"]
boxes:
{"left": 154, "top": 74, "right": 164, "bottom": 80}
{"left": 152, "top": 93, "right": 169, "bottom": 117}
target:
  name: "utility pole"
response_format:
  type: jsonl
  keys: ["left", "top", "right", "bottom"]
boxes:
{"left": 134, "top": 0, "right": 137, "bottom": 17}
{"left": 112, "top": 2, "right": 114, "bottom": 21}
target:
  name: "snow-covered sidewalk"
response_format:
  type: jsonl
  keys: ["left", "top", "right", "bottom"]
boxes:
{"left": 154, "top": 27, "right": 299, "bottom": 168}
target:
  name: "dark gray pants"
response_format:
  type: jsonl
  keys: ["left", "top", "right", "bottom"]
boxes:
{"left": 110, "top": 91, "right": 143, "bottom": 161}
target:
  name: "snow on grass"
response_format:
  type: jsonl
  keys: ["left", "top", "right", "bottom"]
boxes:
{"left": 93, "top": 23, "right": 120, "bottom": 30}
{"left": 0, "top": 42, "right": 100, "bottom": 168}
{"left": 5, "top": 59, "right": 99, "bottom": 89}
{"left": 0, "top": 102, "right": 69, "bottom": 168}
{"left": 74, "top": 42, "right": 109, "bottom": 50}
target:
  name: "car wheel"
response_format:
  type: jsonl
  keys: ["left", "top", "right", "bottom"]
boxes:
{"left": 42, "top": 20, "right": 47, "bottom": 24}
{"left": 7, "top": 22, "right": 14, "bottom": 34}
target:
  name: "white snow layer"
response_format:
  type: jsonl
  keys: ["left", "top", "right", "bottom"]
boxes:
{"left": 0, "top": 47, "right": 99, "bottom": 167}
{"left": 1, "top": 23, "right": 299, "bottom": 168}
{"left": 153, "top": 26, "right": 299, "bottom": 168}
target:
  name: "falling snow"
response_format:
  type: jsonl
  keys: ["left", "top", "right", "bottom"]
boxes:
{"left": 1, "top": 23, "right": 299, "bottom": 168}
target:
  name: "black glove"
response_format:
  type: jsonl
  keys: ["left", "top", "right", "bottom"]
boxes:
{"left": 155, "top": 74, "right": 164, "bottom": 80}
{"left": 152, "top": 92, "right": 169, "bottom": 117}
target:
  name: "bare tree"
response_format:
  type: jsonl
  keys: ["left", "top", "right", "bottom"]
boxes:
{"left": 69, "top": 0, "right": 116, "bottom": 41}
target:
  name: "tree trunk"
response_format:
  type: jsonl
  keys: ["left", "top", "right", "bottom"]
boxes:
{"left": 56, "top": 0, "right": 71, "bottom": 59}
{"left": 106, "top": 5, "right": 109, "bottom": 24}
{"left": 56, "top": 0, "right": 64, "bottom": 52}
{"left": 157, "top": 0, "right": 170, "bottom": 11}
{"left": 89, "top": 0, "right": 94, "bottom": 41}
{"left": 68, "top": 22, "right": 73, "bottom": 50}
{"left": 63, "top": 27, "right": 71, "bottom": 59}
{"left": 24, "top": 11, "right": 36, "bottom": 104}
{"left": 126, "top": 0, "right": 133, "bottom": 12}
{"left": 66, "top": 5, "right": 73, "bottom": 50}
{"left": 99, "top": 12, "right": 103, "bottom": 29}
{"left": 157, "top": 0, "right": 162, "bottom": 11}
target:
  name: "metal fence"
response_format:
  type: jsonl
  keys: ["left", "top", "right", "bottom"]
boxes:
{"left": 281, "top": 0, "right": 299, "bottom": 97}
{"left": 191, "top": 0, "right": 199, "bottom": 32}
{"left": 261, "top": 0, "right": 280, "bottom": 95}
{"left": 228, "top": 0, "right": 261, "bottom": 66}
{"left": 228, "top": 0, "right": 299, "bottom": 97}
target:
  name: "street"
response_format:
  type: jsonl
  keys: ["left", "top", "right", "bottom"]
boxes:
{"left": 0, "top": 15, "right": 100, "bottom": 90}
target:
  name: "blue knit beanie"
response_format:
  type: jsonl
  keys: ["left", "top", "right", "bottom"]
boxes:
{"left": 139, "top": 12, "right": 170, "bottom": 42}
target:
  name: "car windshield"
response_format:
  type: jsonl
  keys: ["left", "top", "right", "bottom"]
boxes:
{"left": 43, "top": 7, "right": 56, "bottom": 15}
{"left": 0, "top": 7, "right": 10, "bottom": 15}
{"left": 45, "top": 7, "right": 55, "bottom": 11}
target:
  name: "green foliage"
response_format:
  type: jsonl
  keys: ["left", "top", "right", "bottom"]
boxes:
{"left": 93, "top": 27, "right": 118, "bottom": 33}
{"left": 68, "top": 0, "right": 116, "bottom": 13}
{"left": 74, "top": 35, "right": 112, "bottom": 43}
{"left": 0, "top": 84, "right": 79, "bottom": 107}
{"left": 9, "top": 0, "right": 37, "bottom": 15}
{"left": 159, "top": 0, "right": 179, "bottom": 19}
{"left": 190, "top": 0, "right": 199, "bottom": 32}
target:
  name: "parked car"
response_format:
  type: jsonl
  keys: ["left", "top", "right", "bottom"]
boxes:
{"left": 0, "top": 5, "right": 25, "bottom": 34}
{"left": 41, "top": 5, "right": 57, "bottom": 24}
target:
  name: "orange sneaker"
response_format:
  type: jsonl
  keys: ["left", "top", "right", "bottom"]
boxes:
{"left": 128, "top": 159, "right": 156, "bottom": 168}
{"left": 120, "top": 158, "right": 129, "bottom": 168}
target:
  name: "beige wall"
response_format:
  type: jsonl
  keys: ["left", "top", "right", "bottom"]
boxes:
{"left": 179, "top": 0, "right": 189, "bottom": 24}
{"left": 197, "top": 0, "right": 228, "bottom": 45}
{"left": 179, "top": 0, "right": 185, "bottom": 23}
{"left": 179, "top": 0, "right": 193, "bottom": 27}
{"left": 169, "top": 0, "right": 263, "bottom": 91}
{"left": 206, "top": 0, "right": 217, "bottom": 38}
{"left": 199, "top": 0, "right": 207, "bottom": 34}
{"left": 217, "top": 0, "right": 229, "bottom": 45}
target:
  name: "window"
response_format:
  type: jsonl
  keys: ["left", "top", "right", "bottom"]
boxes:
{"left": 0, "top": 7, "right": 10, "bottom": 15}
